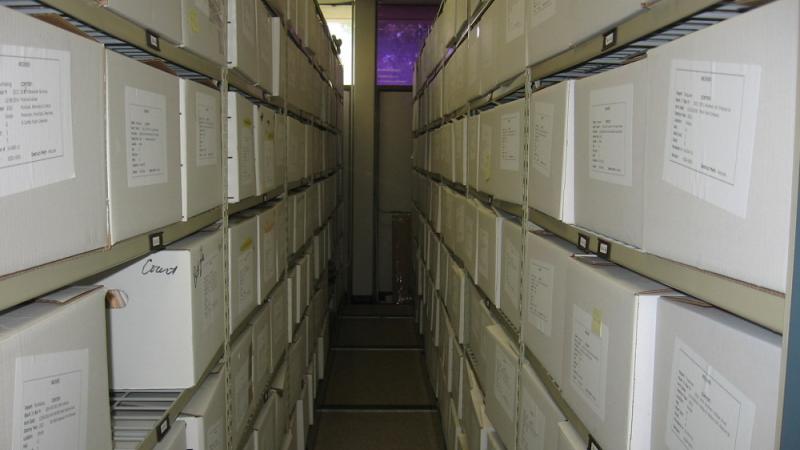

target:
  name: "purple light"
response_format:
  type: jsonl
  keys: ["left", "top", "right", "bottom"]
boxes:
{"left": 377, "top": 5, "right": 437, "bottom": 86}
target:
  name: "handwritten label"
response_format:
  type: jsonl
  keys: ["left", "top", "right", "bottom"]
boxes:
{"left": 519, "top": 389, "right": 546, "bottom": 450}
{"left": 662, "top": 60, "right": 760, "bottom": 218}
{"left": 527, "top": 258, "right": 555, "bottom": 337}
{"left": 0, "top": 46, "right": 75, "bottom": 198}
{"left": 570, "top": 304, "right": 608, "bottom": 420}
{"left": 12, "top": 350, "right": 89, "bottom": 450}
{"left": 500, "top": 112, "right": 521, "bottom": 171}
{"left": 195, "top": 91, "right": 218, "bottom": 167}
{"left": 506, "top": 0, "right": 525, "bottom": 43}
{"left": 532, "top": 101, "right": 555, "bottom": 177}
{"left": 493, "top": 345, "right": 517, "bottom": 420}
{"left": 589, "top": 84, "right": 633, "bottom": 186}
{"left": 530, "top": 0, "right": 556, "bottom": 28}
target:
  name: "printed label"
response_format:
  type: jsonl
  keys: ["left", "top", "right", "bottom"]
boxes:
{"left": 506, "top": 0, "right": 525, "bottom": 43}
{"left": 519, "top": 389, "right": 546, "bottom": 450}
{"left": 206, "top": 418, "right": 224, "bottom": 450}
{"left": 195, "top": 91, "right": 218, "bottom": 167}
{"left": 237, "top": 247, "right": 255, "bottom": 313}
{"left": 500, "top": 112, "right": 521, "bottom": 171}
{"left": 665, "top": 338, "right": 755, "bottom": 450}
{"left": 239, "top": 116, "right": 255, "bottom": 185}
{"left": 532, "top": 102, "right": 555, "bottom": 178}
{"left": 530, "top": 0, "right": 557, "bottom": 28}
{"left": 480, "top": 124, "right": 493, "bottom": 182}
{"left": 527, "top": 257, "right": 555, "bottom": 337}
{"left": 0, "top": 46, "right": 75, "bottom": 198}
{"left": 502, "top": 241, "right": 521, "bottom": 303}
{"left": 589, "top": 84, "right": 633, "bottom": 186}
{"left": 125, "top": 86, "right": 168, "bottom": 187}
{"left": 494, "top": 346, "right": 517, "bottom": 419}
{"left": 570, "top": 305, "right": 608, "bottom": 420}
{"left": 195, "top": 241, "right": 221, "bottom": 331}
{"left": 479, "top": 229, "right": 490, "bottom": 279}
{"left": 12, "top": 350, "right": 89, "bottom": 450}
{"left": 662, "top": 60, "right": 760, "bottom": 218}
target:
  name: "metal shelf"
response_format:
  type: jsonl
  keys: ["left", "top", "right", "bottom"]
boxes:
{"left": 0, "top": 206, "right": 221, "bottom": 313}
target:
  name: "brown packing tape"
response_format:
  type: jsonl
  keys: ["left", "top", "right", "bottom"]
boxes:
{"left": 32, "top": 14, "right": 96, "bottom": 42}
{"left": 105, "top": 289, "right": 130, "bottom": 309}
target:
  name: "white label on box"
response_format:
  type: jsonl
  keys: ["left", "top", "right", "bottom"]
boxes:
{"left": 519, "top": 389, "right": 546, "bottom": 450}
{"left": 589, "top": 84, "right": 633, "bottom": 186}
{"left": 237, "top": 246, "right": 255, "bottom": 312}
{"left": 197, "top": 241, "right": 221, "bottom": 331}
{"left": 530, "top": 0, "right": 556, "bottom": 28}
{"left": 239, "top": 117, "right": 255, "bottom": 185}
{"left": 0, "top": 46, "right": 75, "bottom": 198}
{"left": 506, "top": 0, "right": 525, "bottom": 43}
{"left": 480, "top": 124, "right": 493, "bottom": 182}
{"left": 665, "top": 338, "right": 755, "bottom": 450}
{"left": 12, "top": 349, "right": 89, "bottom": 450}
{"left": 125, "top": 86, "right": 168, "bottom": 187}
{"left": 500, "top": 112, "right": 521, "bottom": 171}
{"left": 532, "top": 101, "right": 555, "bottom": 178}
{"left": 502, "top": 240, "right": 521, "bottom": 303}
{"left": 527, "top": 257, "right": 555, "bottom": 337}
{"left": 494, "top": 346, "right": 517, "bottom": 420}
{"left": 195, "top": 91, "right": 219, "bottom": 167}
{"left": 569, "top": 305, "right": 608, "bottom": 420}
{"left": 661, "top": 60, "right": 760, "bottom": 218}
{"left": 479, "top": 229, "right": 490, "bottom": 279}
{"left": 207, "top": 418, "right": 224, "bottom": 450}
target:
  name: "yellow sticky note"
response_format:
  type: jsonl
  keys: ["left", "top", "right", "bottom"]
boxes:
{"left": 592, "top": 308, "right": 603, "bottom": 336}
{"left": 240, "top": 238, "right": 253, "bottom": 252}
{"left": 188, "top": 9, "right": 200, "bottom": 33}
{"left": 243, "top": 117, "right": 253, "bottom": 128}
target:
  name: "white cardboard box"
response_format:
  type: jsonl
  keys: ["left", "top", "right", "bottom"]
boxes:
{"left": 287, "top": 117, "right": 306, "bottom": 183}
{"left": 180, "top": 0, "right": 225, "bottom": 65}
{"left": 179, "top": 371, "right": 226, "bottom": 450}
{"left": 650, "top": 297, "right": 782, "bottom": 450}
{"left": 643, "top": 0, "right": 798, "bottom": 293}
{"left": 485, "top": 0, "right": 526, "bottom": 91}
{"left": 574, "top": 59, "right": 648, "bottom": 248}
{"left": 463, "top": 387, "right": 492, "bottom": 450}
{"left": 228, "top": 92, "right": 257, "bottom": 203}
{"left": 155, "top": 420, "right": 187, "bottom": 450}
{"left": 106, "top": 50, "right": 182, "bottom": 243}
{"left": 0, "top": 286, "right": 111, "bottom": 450}
{"left": 238, "top": 205, "right": 279, "bottom": 304}
{"left": 252, "top": 305, "right": 273, "bottom": 394}
{"left": 256, "top": 3, "right": 275, "bottom": 90}
{"left": 483, "top": 325, "right": 519, "bottom": 450}
{"left": 469, "top": 288, "right": 495, "bottom": 383}
{"left": 104, "top": 0, "right": 182, "bottom": 44}
{"left": 272, "top": 278, "right": 290, "bottom": 363}
{"left": 454, "top": 118, "right": 467, "bottom": 185}
{"left": 446, "top": 261, "right": 466, "bottom": 343}
{"left": 275, "top": 113, "right": 288, "bottom": 190}
{"left": 528, "top": 80, "right": 575, "bottom": 223}
{"left": 0, "top": 9, "right": 108, "bottom": 277}
{"left": 522, "top": 231, "right": 576, "bottom": 389}
{"left": 255, "top": 106, "right": 279, "bottom": 196}
{"left": 478, "top": 110, "right": 494, "bottom": 194}
{"left": 228, "top": 0, "right": 258, "bottom": 82}
{"left": 232, "top": 328, "right": 253, "bottom": 440}
{"left": 100, "top": 228, "right": 224, "bottom": 389}
{"left": 518, "top": 361, "right": 565, "bottom": 450}
{"left": 467, "top": 114, "right": 480, "bottom": 190}
{"left": 498, "top": 218, "right": 522, "bottom": 328}
{"left": 561, "top": 256, "right": 667, "bottom": 450}
{"left": 463, "top": 198, "right": 479, "bottom": 281}
{"left": 180, "top": 79, "right": 222, "bottom": 220}
{"left": 476, "top": 202, "right": 502, "bottom": 305}
{"left": 556, "top": 421, "right": 585, "bottom": 450}
{"left": 254, "top": 394, "right": 278, "bottom": 450}
{"left": 229, "top": 215, "right": 259, "bottom": 334}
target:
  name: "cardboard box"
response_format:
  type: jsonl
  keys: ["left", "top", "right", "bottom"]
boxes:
{"left": 498, "top": 218, "right": 522, "bottom": 328}
{"left": 252, "top": 305, "right": 272, "bottom": 394}
{"left": 179, "top": 372, "right": 226, "bottom": 450}
{"left": 574, "top": 59, "right": 648, "bottom": 248}
{"left": 104, "top": 0, "right": 182, "bottom": 44}
{"left": 476, "top": 202, "right": 502, "bottom": 305}
{"left": 254, "top": 394, "right": 277, "bottom": 450}
{"left": 0, "top": 286, "right": 111, "bottom": 450}
{"left": 228, "top": 92, "right": 257, "bottom": 203}
{"left": 275, "top": 199, "right": 289, "bottom": 276}
{"left": 556, "top": 422, "right": 586, "bottom": 450}
{"left": 466, "top": 27, "right": 481, "bottom": 102}
{"left": 228, "top": 0, "right": 258, "bottom": 82}
{"left": 292, "top": 191, "right": 307, "bottom": 253}
{"left": 154, "top": 420, "right": 187, "bottom": 450}
{"left": 100, "top": 228, "right": 223, "bottom": 389}
{"left": 483, "top": 325, "right": 519, "bottom": 450}
{"left": 287, "top": 117, "right": 306, "bottom": 183}
{"left": 106, "top": 50, "right": 182, "bottom": 243}
{"left": 0, "top": 9, "right": 107, "bottom": 277}
{"left": 518, "top": 361, "right": 565, "bottom": 450}
{"left": 243, "top": 432, "right": 256, "bottom": 450}
{"left": 469, "top": 294, "right": 495, "bottom": 386}
{"left": 256, "top": 3, "right": 275, "bottom": 90}
{"left": 180, "top": 0, "right": 225, "bottom": 65}
{"left": 526, "top": 0, "right": 644, "bottom": 67}
{"left": 179, "top": 79, "right": 222, "bottom": 220}
{"left": 643, "top": 0, "right": 798, "bottom": 292}
{"left": 454, "top": 118, "right": 467, "bottom": 185}
{"left": 446, "top": 261, "right": 466, "bottom": 343}
{"left": 275, "top": 113, "right": 288, "bottom": 189}
{"left": 522, "top": 231, "right": 576, "bottom": 389}
{"left": 477, "top": 110, "right": 494, "bottom": 194}
{"left": 238, "top": 205, "right": 279, "bottom": 304}
{"left": 255, "top": 106, "right": 278, "bottom": 196}
{"left": 487, "top": 0, "right": 526, "bottom": 88}
{"left": 561, "top": 256, "right": 667, "bottom": 450}
{"left": 229, "top": 215, "right": 259, "bottom": 334}
{"left": 464, "top": 388, "right": 494, "bottom": 450}
{"left": 650, "top": 297, "right": 782, "bottom": 450}
{"left": 462, "top": 199, "right": 479, "bottom": 281}
{"left": 528, "top": 80, "right": 575, "bottom": 223}
{"left": 232, "top": 328, "right": 253, "bottom": 440}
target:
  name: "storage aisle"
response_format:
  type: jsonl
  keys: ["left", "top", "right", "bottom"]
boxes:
{"left": 310, "top": 303, "right": 446, "bottom": 450}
